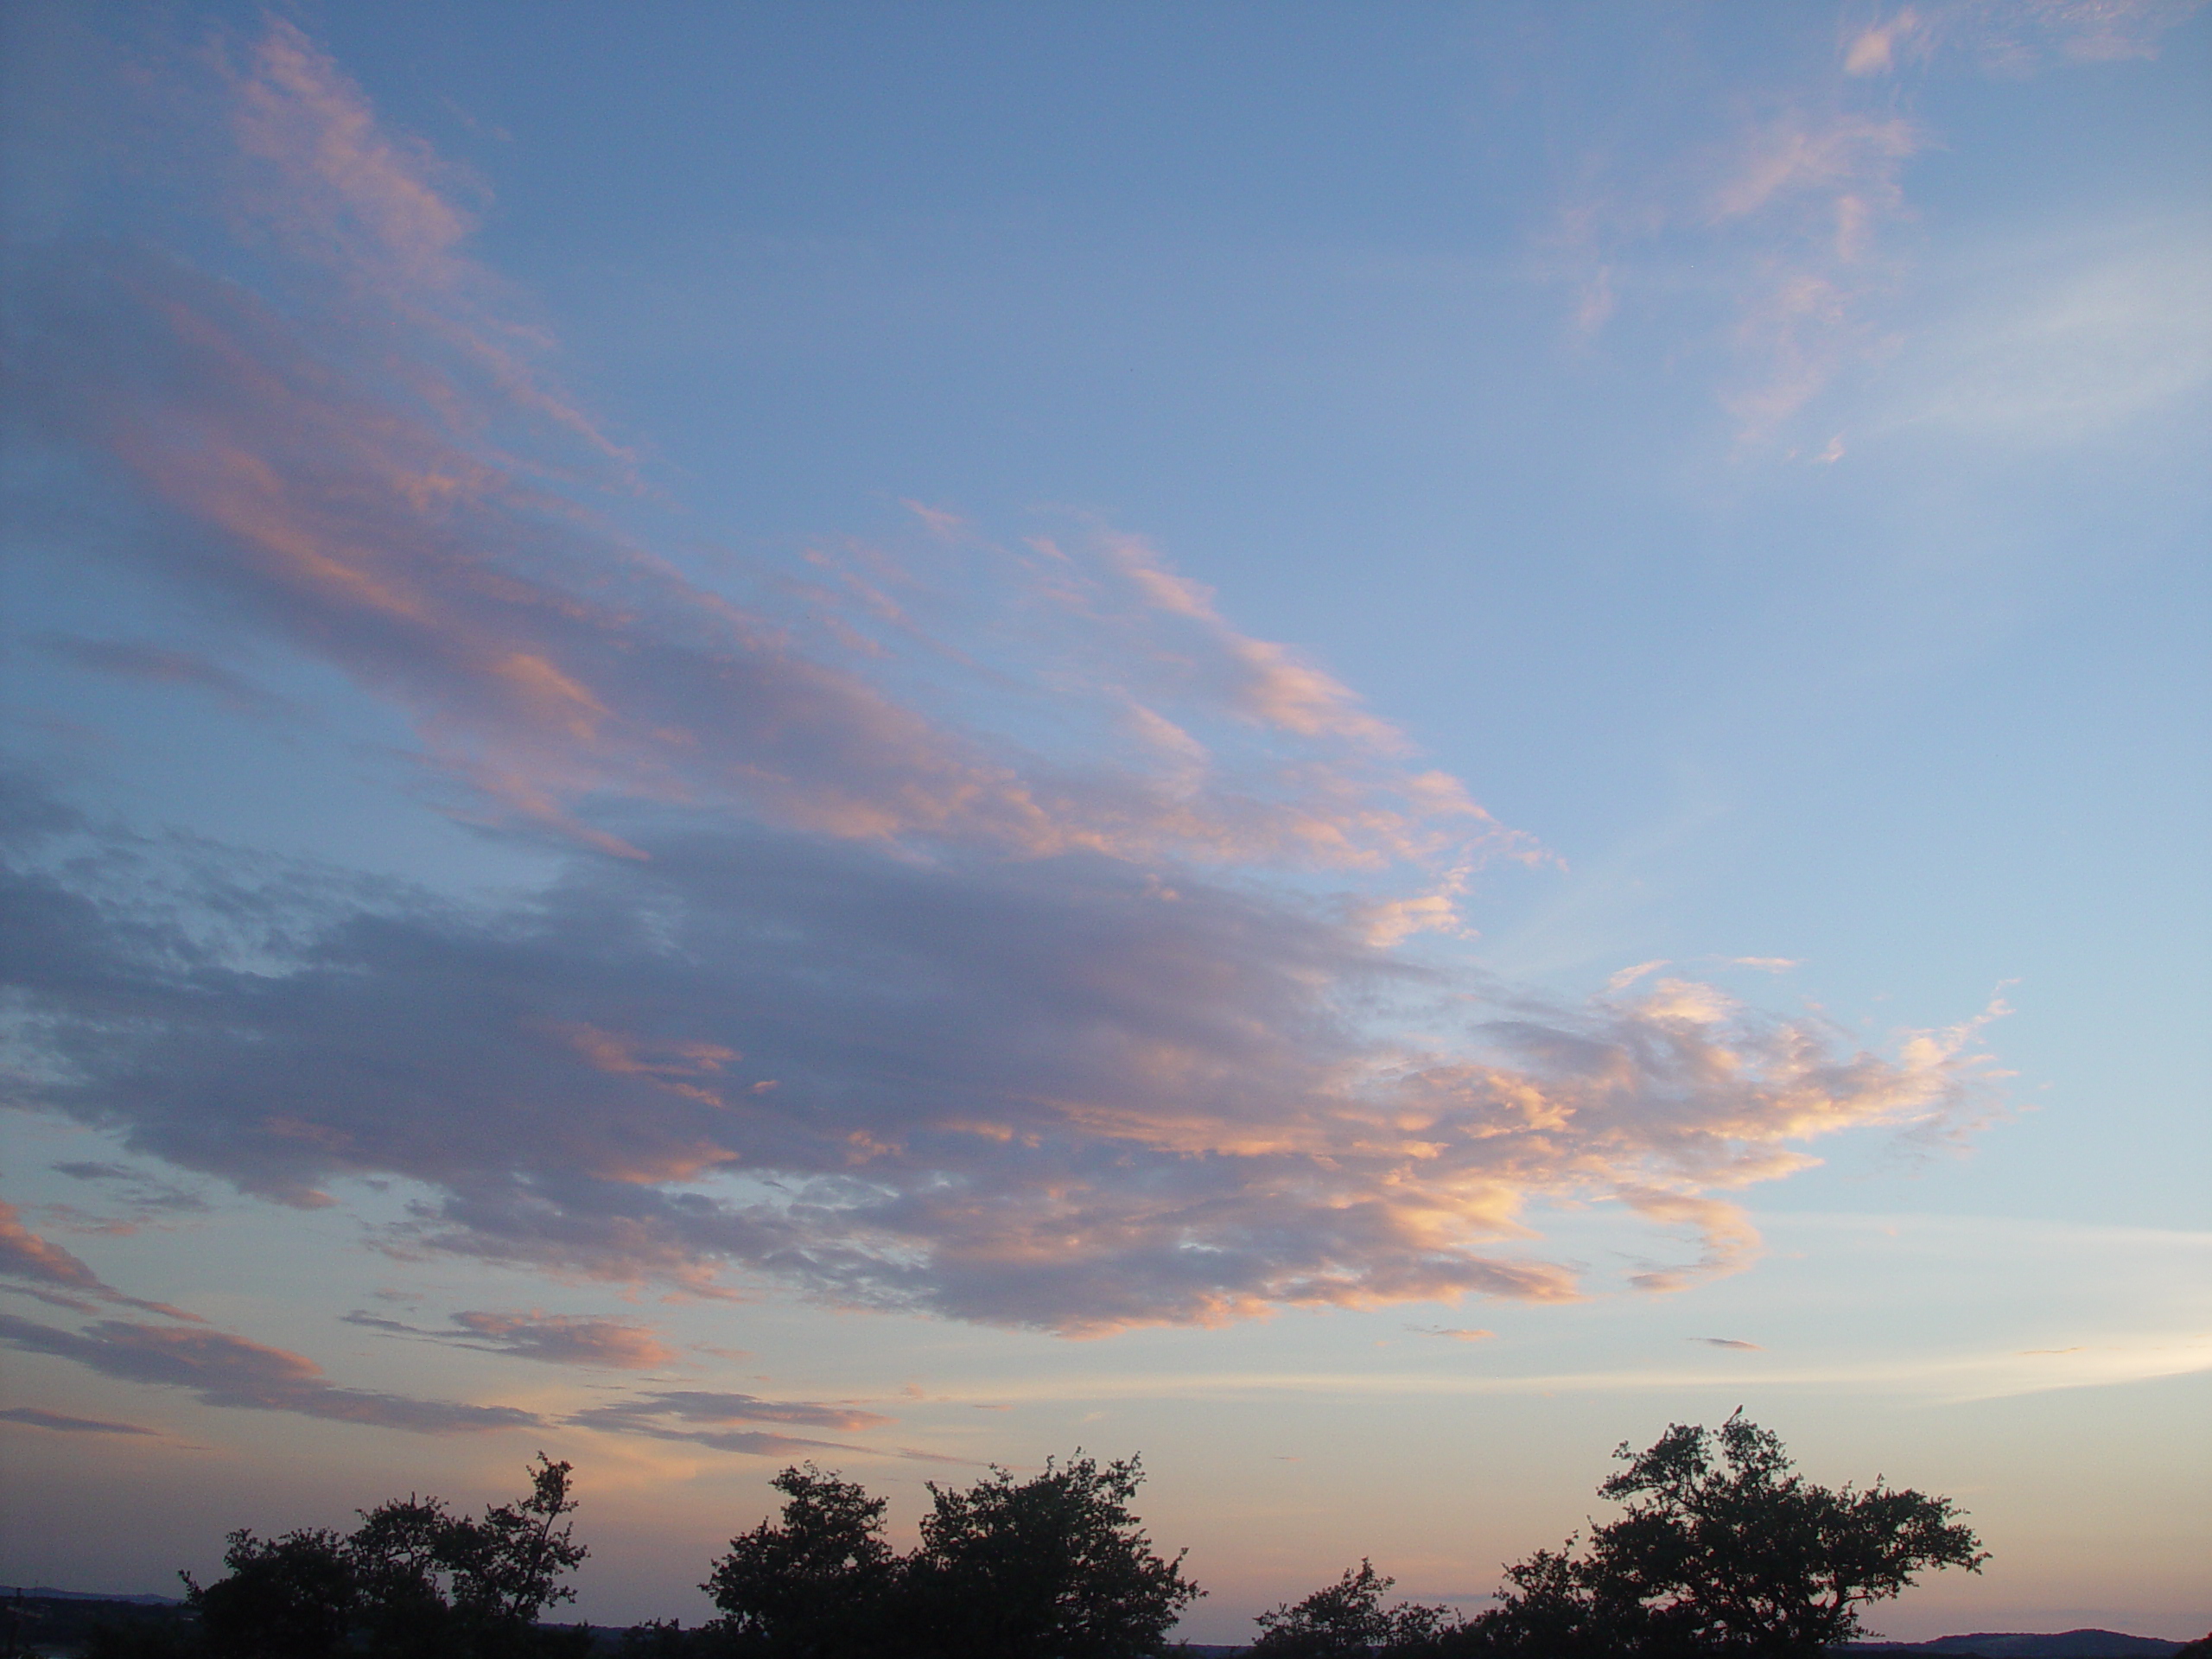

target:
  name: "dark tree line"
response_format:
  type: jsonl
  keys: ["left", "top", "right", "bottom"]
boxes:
{"left": 1249, "top": 1414, "right": 1986, "bottom": 1659}
{"left": 86, "top": 1455, "right": 590, "bottom": 1658}
{"left": 85, "top": 1416, "right": 1989, "bottom": 1659}
{"left": 640, "top": 1453, "right": 1199, "bottom": 1658}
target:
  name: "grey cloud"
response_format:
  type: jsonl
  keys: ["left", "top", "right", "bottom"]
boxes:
{"left": 340, "top": 1308, "right": 676, "bottom": 1370}
{"left": 0, "top": 1313, "right": 542, "bottom": 1434}
{"left": 576, "top": 1390, "right": 893, "bottom": 1432}
{"left": 51, "top": 1160, "right": 210, "bottom": 1217}
{"left": 1691, "top": 1337, "right": 1764, "bottom": 1351}
{"left": 0, "top": 1406, "right": 158, "bottom": 1435}
{"left": 40, "top": 637, "right": 289, "bottom": 718}
{"left": 568, "top": 1389, "right": 891, "bottom": 1458}
{"left": 0, "top": 781, "right": 1998, "bottom": 1332}
{"left": 0, "top": 16, "right": 2005, "bottom": 1338}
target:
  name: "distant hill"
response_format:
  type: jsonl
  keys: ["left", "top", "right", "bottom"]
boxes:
{"left": 1176, "top": 1634, "right": 2187, "bottom": 1658}
{"left": 1842, "top": 1635, "right": 2184, "bottom": 1658}
{"left": 9, "top": 1586, "right": 184, "bottom": 1605}
{"left": 1179, "top": 1642, "right": 2185, "bottom": 1659}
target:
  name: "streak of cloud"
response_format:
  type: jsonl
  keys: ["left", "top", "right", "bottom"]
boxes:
{"left": 341, "top": 1308, "right": 678, "bottom": 1370}
{"left": 0, "top": 1202, "right": 202, "bottom": 1321}
{"left": 567, "top": 1389, "right": 892, "bottom": 1457}
{"left": 0, "top": 1405, "right": 160, "bottom": 1435}
{"left": 0, "top": 1312, "right": 543, "bottom": 1433}
{"left": 40, "top": 638, "right": 291, "bottom": 718}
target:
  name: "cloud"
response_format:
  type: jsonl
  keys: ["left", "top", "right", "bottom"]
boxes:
{"left": 50, "top": 1161, "right": 211, "bottom": 1224}
{"left": 0, "top": 1201, "right": 202, "bottom": 1320}
{"left": 568, "top": 1389, "right": 891, "bottom": 1457}
{"left": 0, "top": 18, "right": 2009, "bottom": 1337}
{"left": 0, "top": 780, "right": 2004, "bottom": 1332}
{"left": 1549, "top": 100, "right": 1924, "bottom": 440}
{"left": 0, "top": 1312, "right": 542, "bottom": 1434}
{"left": 1890, "top": 232, "right": 2212, "bottom": 443}
{"left": 1406, "top": 1325, "right": 1496, "bottom": 1342}
{"left": 1845, "top": 2, "right": 2208, "bottom": 76}
{"left": 1551, "top": 0, "right": 2200, "bottom": 444}
{"left": 40, "top": 638, "right": 289, "bottom": 718}
{"left": 1690, "top": 1337, "right": 1764, "bottom": 1351}
{"left": 0, "top": 1405, "right": 159, "bottom": 1435}
{"left": 8, "top": 22, "right": 1513, "bottom": 881}
{"left": 341, "top": 1307, "right": 678, "bottom": 1370}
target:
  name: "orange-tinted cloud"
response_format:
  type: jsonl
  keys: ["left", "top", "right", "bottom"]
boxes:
{"left": 3, "top": 779, "right": 2004, "bottom": 1332}
{"left": 0, "top": 17, "right": 2009, "bottom": 1338}
{"left": 4, "top": 13, "right": 1516, "bottom": 887}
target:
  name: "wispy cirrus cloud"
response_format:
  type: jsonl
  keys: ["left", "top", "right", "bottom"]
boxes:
{"left": 0, "top": 1405, "right": 161, "bottom": 1436}
{"left": 1549, "top": 0, "right": 2202, "bottom": 446}
{"left": 342, "top": 1307, "right": 678, "bottom": 1370}
{"left": 40, "top": 638, "right": 291, "bottom": 718}
{"left": 1842, "top": 1, "right": 2207, "bottom": 77}
{"left": 565, "top": 1391, "right": 974, "bottom": 1464}
{"left": 9, "top": 17, "right": 1507, "bottom": 880}
{"left": 0, "top": 1312, "right": 542, "bottom": 1433}
{"left": 0, "top": 16, "right": 2007, "bottom": 1339}
{"left": 566, "top": 1389, "right": 896, "bottom": 1458}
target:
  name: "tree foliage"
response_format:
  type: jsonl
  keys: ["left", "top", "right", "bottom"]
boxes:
{"left": 906, "top": 1454, "right": 1203, "bottom": 1659}
{"left": 105, "top": 1454, "right": 592, "bottom": 1659}
{"left": 1248, "top": 1559, "right": 1454, "bottom": 1658}
{"left": 1250, "top": 1414, "right": 1984, "bottom": 1659}
{"left": 1453, "top": 1412, "right": 1987, "bottom": 1658}
{"left": 699, "top": 1465, "right": 896, "bottom": 1657}
{"left": 699, "top": 1452, "right": 1201, "bottom": 1659}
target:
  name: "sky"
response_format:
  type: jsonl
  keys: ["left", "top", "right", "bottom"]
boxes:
{"left": 0, "top": 0, "right": 2206, "bottom": 1643}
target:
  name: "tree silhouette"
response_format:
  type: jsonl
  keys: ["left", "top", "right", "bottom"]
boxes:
{"left": 699, "top": 1452, "right": 1201, "bottom": 1659}
{"left": 1452, "top": 1412, "right": 1987, "bottom": 1657}
{"left": 903, "top": 1454, "right": 1203, "bottom": 1659}
{"left": 100, "top": 1454, "right": 592, "bottom": 1659}
{"left": 701, "top": 1464, "right": 898, "bottom": 1656}
{"left": 1248, "top": 1559, "right": 1453, "bottom": 1657}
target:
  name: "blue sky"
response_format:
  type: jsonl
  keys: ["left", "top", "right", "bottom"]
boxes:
{"left": 2, "top": 2, "right": 2206, "bottom": 1643}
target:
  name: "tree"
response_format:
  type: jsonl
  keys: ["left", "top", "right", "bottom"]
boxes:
{"left": 161, "top": 1454, "right": 591, "bottom": 1659}
{"left": 702, "top": 1453, "right": 1201, "bottom": 1659}
{"left": 1456, "top": 1412, "right": 1987, "bottom": 1658}
{"left": 1249, "top": 1559, "right": 1455, "bottom": 1657}
{"left": 701, "top": 1464, "right": 899, "bottom": 1657}
{"left": 346, "top": 1454, "right": 588, "bottom": 1657}
{"left": 917, "top": 1453, "right": 1205, "bottom": 1659}
{"left": 187, "top": 1528, "right": 358, "bottom": 1659}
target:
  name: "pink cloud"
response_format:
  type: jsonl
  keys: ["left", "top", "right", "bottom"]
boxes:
{"left": 0, "top": 18, "right": 2012, "bottom": 1338}
{"left": 2, "top": 783, "right": 2006, "bottom": 1331}
{"left": 0, "top": 1201, "right": 202, "bottom": 1322}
